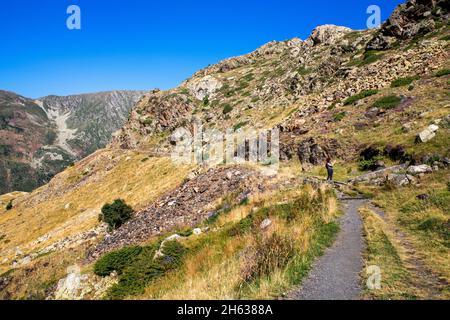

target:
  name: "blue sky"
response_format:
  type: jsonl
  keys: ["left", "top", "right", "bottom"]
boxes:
{"left": 0, "top": 0, "right": 404, "bottom": 98}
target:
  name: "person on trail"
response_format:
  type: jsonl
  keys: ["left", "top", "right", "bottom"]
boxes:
{"left": 326, "top": 157, "right": 334, "bottom": 181}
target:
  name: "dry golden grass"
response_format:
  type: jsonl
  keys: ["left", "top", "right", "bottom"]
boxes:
{"left": 136, "top": 184, "right": 339, "bottom": 300}
{"left": 0, "top": 149, "right": 193, "bottom": 273}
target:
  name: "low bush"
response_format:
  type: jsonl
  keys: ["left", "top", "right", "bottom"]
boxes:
{"left": 5, "top": 200, "right": 13, "bottom": 211}
{"left": 106, "top": 241, "right": 186, "bottom": 299}
{"left": 435, "top": 69, "right": 450, "bottom": 77}
{"left": 222, "top": 104, "right": 233, "bottom": 114}
{"left": 333, "top": 111, "right": 347, "bottom": 122}
{"left": 343, "top": 89, "right": 378, "bottom": 105}
{"left": 391, "top": 76, "right": 420, "bottom": 88}
{"left": 372, "top": 95, "right": 401, "bottom": 110}
{"left": 94, "top": 246, "right": 143, "bottom": 277}
{"left": 99, "top": 199, "right": 134, "bottom": 231}
{"left": 384, "top": 144, "right": 407, "bottom": 162}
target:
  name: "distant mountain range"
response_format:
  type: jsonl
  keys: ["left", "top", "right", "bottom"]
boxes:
{"left": 0, "top": 90, "right": 146, "bottom": 194}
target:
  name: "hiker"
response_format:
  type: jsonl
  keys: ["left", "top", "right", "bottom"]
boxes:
{"left": 326, "top": 157, "right": 334, "bottom": 181}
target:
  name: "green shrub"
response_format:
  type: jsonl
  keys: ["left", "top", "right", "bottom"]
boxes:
{"left": 372, "top": 95, "right": 401, "bottom": 109}
{"left": 418, "top": 218, "right": 450, "bottom": 240}
{"left": 233, "top": 121, "right": 248, "bottom": 131}
{"left": 333, "top": 112, "right": 347, "bottom": 122}
{"left": 99, "top": 199, "right": 134, "bottom": 231}
{"left": 94, "top": 246, "right": 143, "bottom": 277}
{"left": 359, "top": 51, "right": 383, "bottom": 66}
{"left": 222, "top": 104, "right": 233, "bottom": 114}
{"left": 435, "top": 69, "right": 450, "bottom": 77}
{"left": 297, "top": 66, "right": 312, "bottom": 75}
{"left": 203, "top": 95, "right": 209, "bottom": 106}
{"left": 106, "top": 241, "right": 186, "bottom": 299}
{"left": 440, "top": 35, "right": 450, "bottom": 41}
{"left": 447, "top": 182, "right": 450, "bottom": 192}
{"left": 391, "top": 76, "right": 420, "bottom": 88}
{"left": 5, "top": 200, "right": 13, "bottom": 211}
{"left": 344, "top": 89, "right": 378, "bottom": 105}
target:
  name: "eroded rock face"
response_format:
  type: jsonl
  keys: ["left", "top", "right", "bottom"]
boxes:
{"left": 297, "top": 138, "right": 340, "bottom": 166}
{"left": 307, "top": 25, "right": 352, "bottom": 46}
{"left": 367, "top": 0, "right": 449, "bottom": 49}
{"left": 188, "top": 75, "right": 223, "bottom": 101}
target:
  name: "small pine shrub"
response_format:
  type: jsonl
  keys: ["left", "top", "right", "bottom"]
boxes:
{"left": 372, "top": 95, "right": 401, "bottom": 110}
{"left": 99, "top": 199, "right": 134, "bottom": 231}
{"left": 333, "top": 112, "right": 347, "bottom": 122}
{"left": 233, "top": 121, "right": 248, "bottom": 131}
{"left": 222, "top": 104, "right": 233, "bottom": 114}
{"left": 359, "top": 51, "right": 383, "bottom": 66}
{"left": 6, "top": 200, "right": 13, "bottom": 211}
{"left": 203, "top": 95, "right": 209, "bottom": 106}
{"left": 435, "top": 69, "right": 450, "bottom": 77}
{"left": 344, "top": 89, "right": 378, "bottom": 105}
{"left": 391, "top": 76, "right": 420, "bottom": 88}
{"left": 94, "top": 246, "right": 142, "bottom": 277}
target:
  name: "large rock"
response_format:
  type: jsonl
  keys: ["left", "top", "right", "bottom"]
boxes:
{"left": 407, "top": 165, "right": 433, "bottom": 175}
{"left": 350, "top": 165, "right": 407, "bottom": 185}
{"left": 307, "top": 25, "right": 352, "bottom": 46}
{"left": 416, "top": 124, "right": 439, "bottom": 143}
{"left": 53, "top": 266, "right": 117, "bottom": 300}
{"left": 188, "top": 75, "right": 223, "bottom": 101}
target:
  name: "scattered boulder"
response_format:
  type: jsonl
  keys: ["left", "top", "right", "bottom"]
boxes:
{"left": 416, "top": 125, "right": 439, "bottom": 143}
{"left": 52, "top": 266, "right": 117, "bottom": 300}
{"left": 260, "top": 219, "right": 272, "bottom": 230}
{"left": 407, "top": 165, "right": 433, "bottom": 175}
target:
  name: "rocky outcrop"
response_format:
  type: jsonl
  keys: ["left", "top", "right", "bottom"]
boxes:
{"left": 367, "top": 0, "right": 449, "bottom": 49}
{"left": 307, "top": 25, "right": 352, "bottom": 46}
{"left": 51, "top": 265, "right": 117, "bottom": 300}
{"left": 297, "top": 138, "right": 341, "bottom": 166}
{"left": 187, "top": 75, "right": 223, "bottom": 100}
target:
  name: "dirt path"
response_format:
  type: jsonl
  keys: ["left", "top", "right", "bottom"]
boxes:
{"left": 287, "top": 195, "right": 367, "bottom": 300}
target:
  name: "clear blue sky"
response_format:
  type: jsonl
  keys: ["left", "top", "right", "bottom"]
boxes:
{"left": 0, "top": 0, "right": 404, "bottom": 98}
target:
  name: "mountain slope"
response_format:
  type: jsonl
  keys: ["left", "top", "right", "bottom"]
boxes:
{"left": 0, "top": 0, "right": 449, "bottom": 300}
{"left": 0, "top": 90, "right": 145, "bottom": 194}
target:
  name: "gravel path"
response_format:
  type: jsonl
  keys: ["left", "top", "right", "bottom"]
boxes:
{"left": 287, "top": 196, "right": 367, "bottom": 300}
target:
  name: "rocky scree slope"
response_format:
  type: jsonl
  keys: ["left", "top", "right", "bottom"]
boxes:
{"left": 0, "top": 90, "right": 145, "bottom": 194}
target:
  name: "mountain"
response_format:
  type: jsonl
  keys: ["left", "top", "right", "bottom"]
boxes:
{"left": 0, "top": 90, "right": 145, "bottom": 194}
{"left": 0, "top": 0, "right": 449, "bottom": 300}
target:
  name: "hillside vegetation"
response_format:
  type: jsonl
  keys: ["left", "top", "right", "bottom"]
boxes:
{"left": 0, "top": 0, "right": 449, "bottom": 300}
